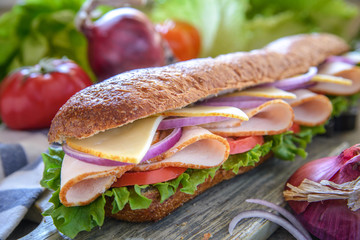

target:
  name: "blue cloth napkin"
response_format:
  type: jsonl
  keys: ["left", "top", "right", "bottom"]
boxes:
{"left": 0, "top": 125, "right": 48, "bottom": 240}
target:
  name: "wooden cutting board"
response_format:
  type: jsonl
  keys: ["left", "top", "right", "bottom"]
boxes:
{"left": 22, "top": 118, "right": 359, "bottom": 240}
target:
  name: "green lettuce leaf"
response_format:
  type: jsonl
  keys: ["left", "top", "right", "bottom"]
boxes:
{"left": 154, "top": 174, "right": 183, "bottom": 203}
{"left": 0, "top": 0, "right": 94, "bottom": 81}
{"left": 222, "top": 141, "right": 272, "bottom": 174}
{"left": 179, "top": 167, "right": 219, "bottom": 194}
{"left": 267, "top": 125, "right": 326, "bottom": 161}
{"left": 246, "top": 0, "right": 359, "bottom": 42}
{"left": 268, "top": 132, "right": 305, "bottom": 161}
{"left": 40, "top": 146, "right": 64, "bottom": 191}
{"left": 328, "top": 93, "right": 360, "bottom": 117}
{"left": 43, "top": 189, "right": 106, "bottom": 239}
{"left": 129, "top": 185, "right": 153, "bottom": 209}
{"left": 104, "top": 187, "right": 130, "bottom": 214}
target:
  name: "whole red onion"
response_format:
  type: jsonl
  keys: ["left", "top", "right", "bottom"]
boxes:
{"left": 79, "top": 7, "right": 166, "bottom": 81}
{"left": 284, "top": 144, "right": 360, "bottom": 240}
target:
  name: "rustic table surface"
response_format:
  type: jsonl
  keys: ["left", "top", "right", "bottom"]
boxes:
{"left": 16, "top": 113, "right": 359, "bottom": 240}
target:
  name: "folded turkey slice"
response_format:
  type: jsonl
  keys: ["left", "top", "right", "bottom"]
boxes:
{"left": 309, "top": 61, "right": 360, "bottom": 95}
{"left": 59, "top": 126, "right": 229, "bottom": 207}
{"left": 285, "top": 89, "right": 332, "bottom": 126}
{"left": 59, "top": 157, "right": 133, "bottom": 207}
{"left": 133, "top": 126, "right": 229, "bottom": 171}
{"left": 203, "top": 99, "right": 294, "bottom": 137}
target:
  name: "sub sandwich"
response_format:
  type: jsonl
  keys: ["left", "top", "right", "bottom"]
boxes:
{"left": 41, "top": 33, "right": 360, "bottom": 238}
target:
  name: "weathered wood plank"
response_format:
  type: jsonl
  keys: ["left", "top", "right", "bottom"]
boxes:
{"left": 23, "top": 115, "right": 360, "bottom": 240}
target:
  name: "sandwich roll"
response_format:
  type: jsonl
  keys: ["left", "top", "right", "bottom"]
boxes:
{"left": 41, "top": 33, "right": 356, "bottom": 238}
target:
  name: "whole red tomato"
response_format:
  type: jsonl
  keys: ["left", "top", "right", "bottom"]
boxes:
{"left": 0, "top": 58, "right": 93, "bottom": 130}
{"left": 156, "top": 20, "right": 201, "bottom": 61}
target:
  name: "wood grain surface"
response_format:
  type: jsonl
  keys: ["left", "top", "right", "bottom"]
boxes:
{"left": 22, "top": 113, "right": 360, "bottom": 240}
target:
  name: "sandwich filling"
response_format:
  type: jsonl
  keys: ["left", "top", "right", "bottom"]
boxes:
{"left": 59, "top": 90, "right": 296, "bottom": 207}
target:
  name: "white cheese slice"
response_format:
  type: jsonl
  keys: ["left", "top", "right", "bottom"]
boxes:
{"left": 66, "top": 116, "right": 164, "bottom": 164}
{"left": 222, "top": 86, "right": 296, "bottom": 99}
{"left": 161, "top": 106, "right": 249, "bottom": 121}
{"left": 311, "top": 74, "right": 352, "bottom": 86}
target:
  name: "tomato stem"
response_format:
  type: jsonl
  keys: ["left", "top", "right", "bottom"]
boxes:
{"left": 38, "top": 58, "right": 58, "bottom": 74}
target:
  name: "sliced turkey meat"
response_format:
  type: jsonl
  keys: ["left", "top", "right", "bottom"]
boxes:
{"left": 285, "top": 89, "right": 332, "bottom": 126}
{"left": 59, "top": 156, "right": 133, "bottom": 207}
{"left": 204, "top": 99, "right": 294, "bottom": 137}
{"left": 310, "top": 61, "right": 360, "bottom": 96}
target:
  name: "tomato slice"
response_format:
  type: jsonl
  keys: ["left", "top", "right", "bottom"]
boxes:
{"left": 112, "top": 167, "right": 187, "bottom": 187}
{"left": 289, "top": 123, "right": 301, "bottom": 134}
{"left": 226, "top": 136, "right": 264, "bottom": 155}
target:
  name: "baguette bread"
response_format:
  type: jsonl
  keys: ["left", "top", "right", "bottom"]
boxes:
{"left": 48, "top": 33, "right": 348, "bottom": 143}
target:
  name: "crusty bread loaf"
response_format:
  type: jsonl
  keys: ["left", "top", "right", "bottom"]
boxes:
{"left": 104, "top": 154, "right": 271, "bottom": 222}
{"left": 48, "top": 33, "right": 349, "bottom": 143}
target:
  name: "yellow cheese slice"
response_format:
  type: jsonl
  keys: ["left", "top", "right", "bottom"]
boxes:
{"left": 311, "top": 74, "right": 352, "bottom": 86}
{"left": 222, "top": 86, "right": 296, "bottom": 99}
{"left": 161, "top": 106, "right": 249, "bottom": 121}
{"left": 66, "top": 116, "right": 164, "bottom": 164}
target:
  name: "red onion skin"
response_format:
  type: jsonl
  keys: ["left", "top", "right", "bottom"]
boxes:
{"left": 297, "top": 200, "right": 360, "bottom": 240}
{"left": 286, "top": 144, "right": 360, "bottom": 240}
{"left": 287, "top": 156, "right": 339, "bottom": 213}
{"left": 82, "top": 8, "right": 165, "bottom": 81}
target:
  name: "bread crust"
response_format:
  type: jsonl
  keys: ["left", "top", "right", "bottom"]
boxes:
{"left": 104, "top": 154, "right": 271, "bottom": 222}
{"left": 48, "top": 33, "right": 349, "bottom": 143}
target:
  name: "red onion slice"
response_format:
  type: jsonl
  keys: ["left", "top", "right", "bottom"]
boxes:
{"left": 62, "top": 144, "right": 133, "bottom": 166}
{"left": 141, "top": 128, "right": 182, "bottom": 162}
{"left": 228, "top": 210, "right": 310, "bottom": 240}
{"left": 325, "top": 56, "right": 357, "bottom": 65}
{"left": 246, "top": 199, "right": 311, "bottom": 240}
{"left": 157, "top": 116, "right": 229, "bottom": 130}
{"left": 342, "top": 51, "right": 360, "bottom": 64}
{"left": 270, "top": 67, "right": 318, "bottom": 91}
